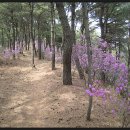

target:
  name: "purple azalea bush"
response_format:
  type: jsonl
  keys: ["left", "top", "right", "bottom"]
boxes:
{"left": 72, "top": 37, "right": 130, "bottom": 126}
{"left": 2, "top": 43, "right": 23, "bottom": 60}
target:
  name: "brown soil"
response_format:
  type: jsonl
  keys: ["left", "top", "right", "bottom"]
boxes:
{"left": 0, "top": 51, "right": 122, "bottom": 127}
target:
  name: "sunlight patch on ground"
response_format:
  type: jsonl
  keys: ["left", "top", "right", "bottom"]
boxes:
{"left": 3, "top": 92, "right": 29, "bottom": 110}
{"left": 59, "top": 92, "right": 76, "bottom": 102}
{"left": 25, "top": 70, "right": 54, "bottom": 82}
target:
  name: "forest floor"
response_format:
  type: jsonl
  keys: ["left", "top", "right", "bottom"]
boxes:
{"left": 0, "top": 51, "right": 122, "bottom": 127}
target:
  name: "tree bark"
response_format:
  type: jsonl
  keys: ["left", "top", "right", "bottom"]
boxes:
{"left": 82, "top": 3, "right": 93, "bottom": 121}
{"left": 81, "top": 4, "right": 85, "bottom": 45}
{"left": 30, "top": 2, "right": 35, "bottom": 68}
{"left": 128, "top": 25, "right": 130, "bottom": 84}
{"left": 99, "top": 3, "right": 105, "bottom": 39}
{"left": 15, "top": 21, "right": 19, "bottom": 45}
{"left": 33, "top": 27, "right": 37, "bottom": 56}
{"left": 51, "top": 2, "right": 55, "bottom": 70}
{"left": 11, "top": 10, "right": 15, "bottom": 60}
{"left": 23, "top": 22, "right": 28, "bottom": 50}
{"left": 27, "top": 22, "right": 30, "bottom": 51}
{"left": 56, "top": 2, "right": 72, "bottom": 85}
{"left": 38, "top": 18, "right": 42, "bottom": 60}
{"left": 1, "top": 28, "right": 4, "bottom": 47}
{"left": 27, "top": 22, "right": 30, "bottom": 50}
{"left": 71, "top": 2, "right": 75, "bottom": 44}
{"left": 71, "top": 2, "right": 84, "bottom": 79}
{"left": 6, "top": 29, "right": 10, "bottom": 49}
{"left": 118, "top": 39, "right": 121, "bottom": 60}
{"left": 99, "top": 3, "right": 106, "bottom": 83}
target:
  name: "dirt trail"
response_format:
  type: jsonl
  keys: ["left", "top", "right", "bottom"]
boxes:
{"left": 0, "top": 51, "right": 121, "bottom": 127}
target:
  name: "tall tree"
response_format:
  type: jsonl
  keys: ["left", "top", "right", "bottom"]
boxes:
{"left": 128, "top": 22, "right": 130, "bottom": 85}
{"left": 56, "top": 2, "right": 73, "bottom": 85}
{"left": 99, "top": 3, "right": 105, "bottom": 39}
{"left": 37, "top": 11, "right": 43, "bottom": 60}
{"left": 82, "top": 2, "right": 93, "bottom": 121}
{"left": 71, "top": 2, "right": 84, "bottom": 79}
{"left": 51, "top": 2, "right": 55, "bottom": 70}
{"left": 37, "top": 16, "right": 42, "bottom": 59}
{"left": 29, "top": 2, "right": 35, "bottom": 68}
{"left": 71, "top": 2, "right": 75, "bottom": 43}
{"left": 1, "top": 28, "right": 4, "bottom": 47}
{"left": 11, "top": 9, "right": 16, "bottom": 59}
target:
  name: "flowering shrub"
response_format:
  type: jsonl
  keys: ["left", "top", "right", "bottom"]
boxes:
{"left": 72, "top": 37, "right": 129, "bottom": 127}
{"left": 2, "top": 44, "right": 22, "bottom": 60}
{"left": 2, "top": 48, "right": 12, "bottom": 59}
{"left": 42, "top": 45, "right": 62, "bottom": 62}
{"left": 72, "top": 41, "right": 128, "bottom": 92}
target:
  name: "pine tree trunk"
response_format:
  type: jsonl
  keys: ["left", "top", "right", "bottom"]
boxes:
{"left": 82, "top": 3, "right": 93, "bottom": 121}
{"left": 6, "top": 27, "right": 11, "bottom": 49}
{"left": 118, "top": 39, "right": 121, "bottom": 60}
{"left": 11, "top": 10, "right": 15, "bottom": 60}
{"left": 25, "top": 32, "right": 28, "bottom": 51}
{"left": 71, "top": 2, "right": 84, "bottom": 79}
{"left": 56, "top": 2, "right": 72, "bottom": 85}
{"left": 6, "top": 32, "right": 9, "bottom": 49}
{"left": 38, "top": 20, "right": 42, "bottom": 60}
{"left": 1, "top": 28, "right": 4, "bottom": 47}
{"left": 24, "top": 24, "right": 28, "bottom": 50}
{"left": 99, "top": 3, "right": 105, "bottom": 39}
{"left": 33, "top": 28, "right": 37, "bottom": 56}
{"left": 99, "top": 3, "right": 106, "bottom": 83}
{"left": 27, "top": 23, "right": 30, "bottom": 51}
{"left": 30, "top": 2, "right": 35, "bottom": 68}
{"left": 71, "top": 2, "right": 75, "bottom": 44}
{"left": 51, "top": 2, "right": 55, "bottom": 70}
{"left": 128, "top": 49, "right": 130, "bottom": 79}
{"left": 13, "top": 27, "right": 15, "bottom": 60}
{"left": 128, "top": 26, "right": 130, "bottom": 86}
{"left": 15, "top": 21, "right": 18, "bottom": 45}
